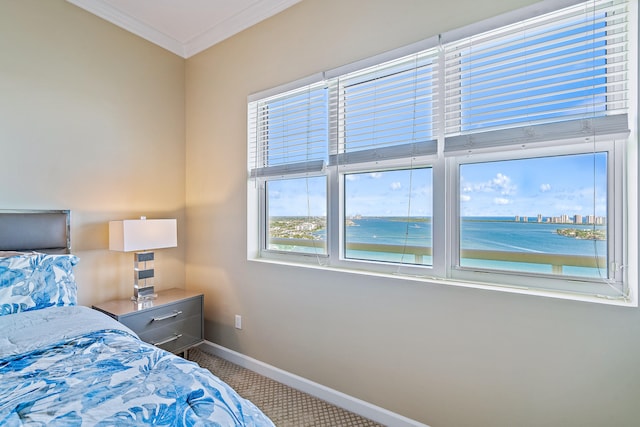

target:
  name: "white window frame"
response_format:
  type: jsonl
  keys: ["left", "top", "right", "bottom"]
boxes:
{"left": 247, "top": 0, "right": 638, "bottom": 306}
{"left": 333, "top": 159, "right": 437, "bottom": 277}
{"left": 446, "top": 138, "right": 626, "bottom": 297}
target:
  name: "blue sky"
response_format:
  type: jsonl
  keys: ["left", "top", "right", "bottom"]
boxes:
{"left": 267, "top": 152, "right": 607, "bottom": 218}
{"left": 460, "top": 153, "right": 607, "bottom": 218}
{"left": 267, "top": 177, "right": 326, "bottom": 217}
{"left": 344, "top": 169, "right": 432, "bottom": 217}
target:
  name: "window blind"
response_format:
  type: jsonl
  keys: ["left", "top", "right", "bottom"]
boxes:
{"left": 248, "top": 81, "right": 327, "bottom": 178}
{"left": 443, "top": 0, "right": 628, "bottom": 141}
{"left": 444, "top": 114, "right": 629, "bottom": 155}
{"left": 329, "top": 49, "right": 439, "bottom": 166}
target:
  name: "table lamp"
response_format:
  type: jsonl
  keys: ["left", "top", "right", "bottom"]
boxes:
{"left": 109, "top": 216, "right": 177, "bottom": 300}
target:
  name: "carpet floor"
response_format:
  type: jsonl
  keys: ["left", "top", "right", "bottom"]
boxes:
{"left": 188, "top": 348, "right": 385, "bottom": 427}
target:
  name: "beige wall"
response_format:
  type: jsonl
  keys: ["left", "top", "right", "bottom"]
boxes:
{"left": 0, "top": 0, "right": 186, "bottom": 304}
{"left": 185, "top": 1, "right": 640, "bottom": 426}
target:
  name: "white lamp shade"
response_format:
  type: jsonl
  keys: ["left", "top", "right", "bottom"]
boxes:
{"left": 109, "top": 219, "right": 177, "bottom": 252}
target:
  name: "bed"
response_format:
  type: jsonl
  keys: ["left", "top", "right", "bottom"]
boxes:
{"left": 0, "top": 210, "right": 275, "bottom": 426}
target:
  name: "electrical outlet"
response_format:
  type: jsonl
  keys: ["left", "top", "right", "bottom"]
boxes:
{"left": 235, "top": 314, "right": 242, "bottom": 329}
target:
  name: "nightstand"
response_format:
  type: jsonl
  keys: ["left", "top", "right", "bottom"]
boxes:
{"left": 92, "top": 288, "right": 204, "bottom": 355}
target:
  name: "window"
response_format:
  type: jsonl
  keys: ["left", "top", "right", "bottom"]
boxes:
{"left": 266, "top": 177, "right": 327, "bottom": 254}
{"left": 248, "top": 82, "right": 328, "bottom": 257}
{"left": 458, "top": 154, "right": 608, "bottom": 278}
{"left": 344, "top": 168, "right": 433, "bottom": 266}
{"left": 331, "top": 48, "right": 438, "bottom": 268}
{"left": 248, "top": 0, "right": 635, "bottom": 303}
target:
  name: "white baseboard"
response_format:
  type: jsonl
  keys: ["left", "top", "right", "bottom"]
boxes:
{"left": 197, "top": 341, "right": 429, "bottom": 427}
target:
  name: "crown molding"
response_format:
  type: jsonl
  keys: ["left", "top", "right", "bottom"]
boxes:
{"left": 184, "top": 0, "right": 302, "bottom": 58}
{"left": 66, "top": 0, "right": 301, "bottom": 58}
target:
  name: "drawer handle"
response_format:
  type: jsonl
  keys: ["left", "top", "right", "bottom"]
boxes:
{"left": 152, "top": 310, "right": 183, "bottom": 322}
{"left": 153, "top": 333, "right": 183, "bottom": 346}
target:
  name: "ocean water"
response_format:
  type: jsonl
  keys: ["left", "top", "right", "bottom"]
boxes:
{"left": 342, "top": 216, "right": 607, "bottom": 277}
{"left": 346, "top": 217, "right": 431, "bottom": 246}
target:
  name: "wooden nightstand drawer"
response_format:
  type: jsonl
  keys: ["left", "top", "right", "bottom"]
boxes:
{"left": 92, "top": 289, "right": 204, "bottom": 354}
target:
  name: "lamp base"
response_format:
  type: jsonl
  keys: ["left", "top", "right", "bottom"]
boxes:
{"left": 133, "top": 285, "right": 157, "bottom": 301}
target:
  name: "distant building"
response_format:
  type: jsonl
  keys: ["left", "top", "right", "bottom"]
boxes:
{"left": 514, "top": 213, "right": 606, "bottom": 225}
{"left": 585, "top": 215, "right": 606, "bottom": 225}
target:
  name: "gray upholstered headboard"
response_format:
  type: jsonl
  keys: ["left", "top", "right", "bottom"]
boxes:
{"left": 0, "top": 210, "right": 70, "bottom": 254}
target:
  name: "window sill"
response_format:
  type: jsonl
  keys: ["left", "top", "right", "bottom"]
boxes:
{"left": 248, "top": 257, "right": 637, "bottom": 308}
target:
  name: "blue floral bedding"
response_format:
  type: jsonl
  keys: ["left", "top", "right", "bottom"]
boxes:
{"left": 0, "top": 307, "right": 274, "bottom": 426}
{"left": 0, "top": 253, "right": 79, "bottom": 316}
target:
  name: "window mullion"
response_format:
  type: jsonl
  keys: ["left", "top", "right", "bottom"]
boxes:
{"left": 432, "top": 45, "right": 449, "bottom": 278}
{"left": 327, "top": 77, "right": 341, "bottom": 264}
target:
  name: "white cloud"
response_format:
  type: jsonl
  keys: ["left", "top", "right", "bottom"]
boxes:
{"left": 369, "top": 172, "right": 382, "bottom": 179}
{"left": 390, "top": 182, "right": 402, "bottom": 190}
{"left": 493, "top": 173, "right": 516, "bottom": 195}
{"left": 494, "top": 197, "right": 510, "bottom": 205}
{"left": 465, "top": 173, "right": 516, "bottom": 195}
{"left": 460, "top": 194, "right": 471, "bottom": 202}
{"left": 345, "top": 175, "right": 358, "bottom": 181}
{"left": 540, "top": 183, "right": 551, "bottom": 192}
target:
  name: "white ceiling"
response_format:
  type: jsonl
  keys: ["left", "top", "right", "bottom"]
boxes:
{"left": 66, "top": 0, "right": 302, "bottom": 58}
